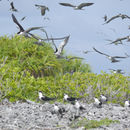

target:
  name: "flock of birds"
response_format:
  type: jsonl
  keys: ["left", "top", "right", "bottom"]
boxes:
{"left": 3, "top": 1, "right": 129, "bottom": 74}
{"left": 38, "top": 91, "right": 130, "bottom": 116}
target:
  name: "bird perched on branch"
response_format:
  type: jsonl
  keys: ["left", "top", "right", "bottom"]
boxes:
{"left": 93, "top": 47, "right": 129, "bottom": 63}
{"left": 35, "top": 4, "right": 49, "bottom": 16}
{"left": 11, "top": 14, "right": 43, "bottom": 37}
{"left": 10, "top": 2, "right": 18, "bottom": 12}
{"left": 59, "top": 2, "right": 94, "bottom": 10}
{"left": 103, "top": 13, "right": 130, "bottom": 24}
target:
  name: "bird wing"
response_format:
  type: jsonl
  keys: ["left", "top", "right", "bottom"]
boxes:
{"left": 124, "top": 14, "right": 130, "bottom": 19}
{"left": 41, "top": 7, "right": 46, "bottom": 16}
{"left": 59, "top": 3, "right": 75, "bottom": 7}
{"left": 21, "top": 16, "right": 26, "bottom": 21}
{"left": 55, "top": 35, "right": 70, "bottom": 56}
{"left": 51, "top": 36, "right": 58, "bottom": 53}
{"left": 113, "top": 55, "right": 129, "bottom": 58}
{"left": 93, "top": 47, "right": 109, "bottom": 57}
{"left": 11, "top": 14, "right": 24, "bottom": 32}
{"left": 67, "top": 56, "right": 84, "bottom": 61}
{"left": 78, "top": 3, "right": 94, "bottom": 9}
{"left": 105, "top": 14, "right": 120, "bottom": 24}
{"left": 10, "top": 2, "right": 14, "bottom": 9}
{"left": 24, "top": 27, "right": 43, "bottom": 33}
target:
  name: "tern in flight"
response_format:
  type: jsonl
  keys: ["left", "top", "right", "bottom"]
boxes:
{"left": 93, "top": 47, "right": 129, "bottom": 63}
{"left": 109, "top": 69, "right": 124, "bottom": 74}
{"left": 10, "top": 2, "right": 18, "bottom": 12}
{"left": 59, "top": 3, "right": 94, "bottom": 10}
{"left": 35, "top": 4, "right": 49, "bottom": 16}
{"left": 104, "top": 13, "right": 130, "bottom": 24}
{"left": 52, "top": 35, "right": 70, "bottom": 58}
{"left": 11, "top": 14, "right": 43, "bottom": 37}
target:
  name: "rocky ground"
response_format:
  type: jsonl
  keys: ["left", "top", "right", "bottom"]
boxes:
{"left": 0, "top": 99, "right": 130, "bottom": 130}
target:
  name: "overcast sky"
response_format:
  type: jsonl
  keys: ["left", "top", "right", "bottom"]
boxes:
{"left": 0, "top": 0, "right": 130, "bottom": 75}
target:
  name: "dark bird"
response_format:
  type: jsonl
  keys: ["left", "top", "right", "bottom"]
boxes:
{"left": 94, "top": 97, "right": 102, "bottom": 108}
{"left": 10, "top": 2, "right": 18, "bottom": 12}
{"left": 35, "top": 4, "right": 49, "bottom": 16}
{"left": 100, "top": 95, "right": 108, "bottom": 103}
{"left": 11, "top": 14, "right": 43, "bottom": 37}
{"left": 124, "top": 100, "right": 130, "bottom": 107}
{"left": 93, "top": 47, "right": 129, "bottom": 63}
{"left": 59, "top": 3, "right": 94, "bottom": 10}
{"left": 38, "top": 91, "right": 55, "bottom": 101}
{"left": 104, "top": 13, "right": 130, "bottom": 24}
{"left": 109, "top": 69, "right": 124, "bottom": 74}
{"left": 52, "top": 35, "right": 70, "bottom": 58}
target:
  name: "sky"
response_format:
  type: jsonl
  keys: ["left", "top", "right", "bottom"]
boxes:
{"left": 0, "top": 0, "right": 130, "bottom": 75}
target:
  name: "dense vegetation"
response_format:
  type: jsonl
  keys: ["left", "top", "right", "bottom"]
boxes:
{"left": 0, "top": 36, "right": 129, "bottom": 104}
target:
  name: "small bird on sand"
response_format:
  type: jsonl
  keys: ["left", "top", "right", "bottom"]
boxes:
{"left": 38, "top": 91, "right": 55, "bottom": 101}
{"left": 59, "top": 2, "right": 94, "bottom": 10}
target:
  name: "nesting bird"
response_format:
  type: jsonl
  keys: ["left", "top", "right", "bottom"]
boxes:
{"left": 38, "top": 91, "right": 55, "bottom": 101}
{"left": 63, "top": 94, "right": 80, "bottom": 104}
{"left": 11, "top": 14, "right": 43, "bottom": 37}
{"left": 74, "top": 100, "right": 86, "bottom": 110}
{"left": 10, "top": 2, "right": 18, "bottom": 12}
{"left": 100, "top": 95, "right": 108, "bottom": 103}
{"left": 124, "top": 100, "right": 130, "bottom": 107}
{"left": 59, "top": 2, "right": 94, "bottom": 10}
{"left": 93, "top": 47, "right": 129, "bottom": 63}
{"left": 94, "top": 97, "right": 102, "bottom": 108}
{"left": 35, "top": 4, "right": 49, "bottom": 16}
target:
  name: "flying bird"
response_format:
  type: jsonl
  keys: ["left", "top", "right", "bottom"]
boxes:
{"left": 109, "top": 69, "right": 124, "bottom": 74}
{"left": 38, "top": 91, "right": 55, "bottom": 101}
{"left": 35, "top": 4, "right": 49, "bottom": 16}
{"left": 10, "top": 2, "right": 18, "bottom": 12}
{"left": 52, "top": 35, "right": 70, "bottom": 58}
{"left": 107, "top": 36, "right": 130, "bottom": 45}
{"left": 59, "top": 3, "right": 94, "bottom": 10}
{"left": 93, "top": 47, "right": 129, "bottom": 63}
{"left": 11, "top": 14, "right": 42, "bottom": 37}
{"left": 104, "top": 13, "right": 130, "bottom": 24}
